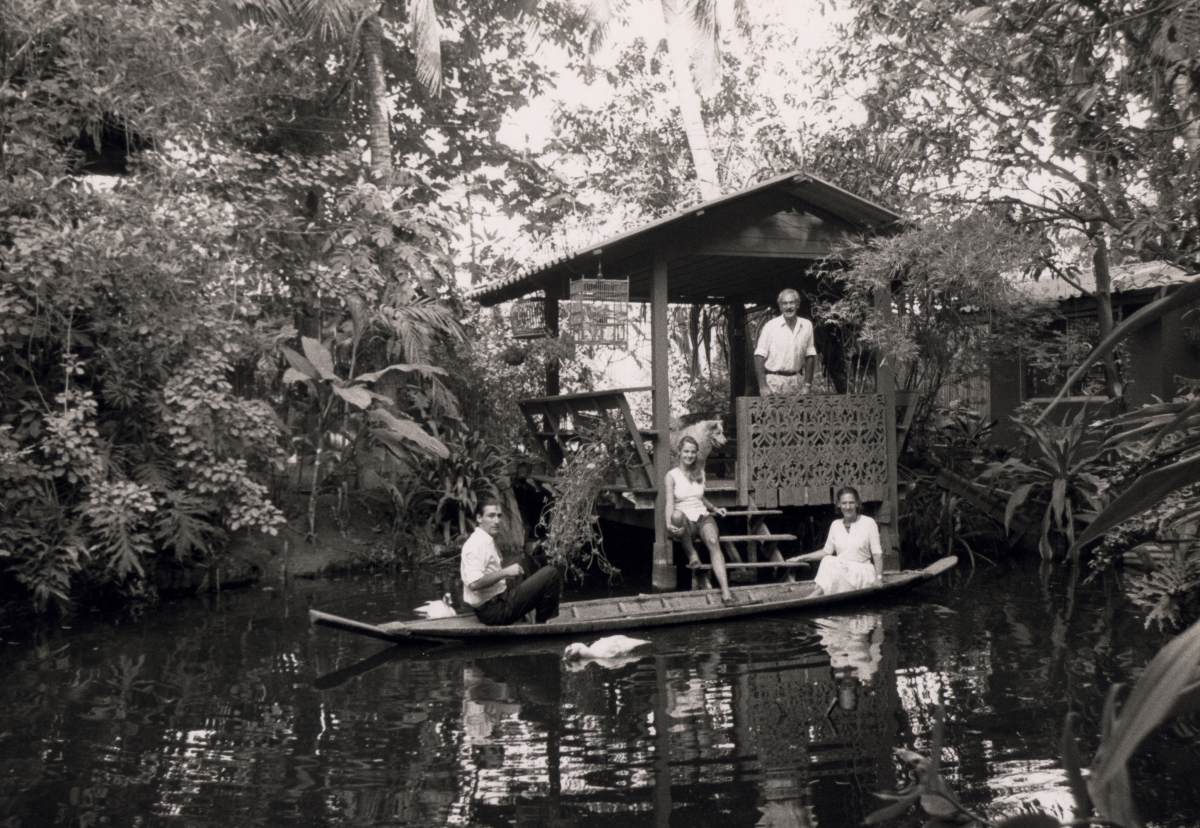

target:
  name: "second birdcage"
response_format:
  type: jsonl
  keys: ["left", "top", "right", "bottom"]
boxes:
{"left": 565, "top": 272, "right": 628, "bottom": 347}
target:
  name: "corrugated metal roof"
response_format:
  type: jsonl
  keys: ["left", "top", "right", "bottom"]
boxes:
{"left": 467, "top": 170, "right": 906, "bottom": 307}
{"left": 1013, "top": 261, "right": 1193, "bottom": 302}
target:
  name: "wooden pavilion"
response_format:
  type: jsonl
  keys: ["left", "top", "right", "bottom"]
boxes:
{"left": 468, "top": 171, "right": 909, "bottom": 591}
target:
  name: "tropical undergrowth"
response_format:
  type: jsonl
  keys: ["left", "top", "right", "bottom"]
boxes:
{"left": 0, "top": 0, "right": 474, "bottom": 613}
{"left": 899, "top": 403, "right": 1010, "bottom": 567}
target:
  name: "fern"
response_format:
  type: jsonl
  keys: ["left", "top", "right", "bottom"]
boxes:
{"left": 154, "top": 489, "right": 222, "bottom": 561}
{"left": 1127, "top": 547, "right": 1200, "bottom": 630}
{"left": 79, "top": 481, "right": 157, "bottom": 578}
{"left": 133, "top": 452, "right": 179, "bottom": 491}
{"left": 0, "top": 505, "right": 88, "bottom": 613}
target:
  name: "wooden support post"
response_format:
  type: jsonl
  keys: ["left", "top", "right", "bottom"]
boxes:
{"left": 874, "top": 285, "right": 902, "bottom": 572}
{"left": 728, "top": 302, "right": 747, "bottom": 403}
{"left": 544, "top": 280, "right": 562, "bottom": 397}
{"left": 651, "top": 250, "right": 676, "bottom": 591}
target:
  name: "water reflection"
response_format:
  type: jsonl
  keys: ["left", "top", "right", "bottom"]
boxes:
{"left": 1, "top": 561, "right": 1195, "bottom": 827}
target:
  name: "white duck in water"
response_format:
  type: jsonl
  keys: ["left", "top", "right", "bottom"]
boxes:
{"left": 562, "top": 635, "right": 650, "bottom": 669}
{"left": 414, "top": 594, "right": 457, "bottom": 619}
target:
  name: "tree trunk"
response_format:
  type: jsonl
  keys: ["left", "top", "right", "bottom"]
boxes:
{"left": 1086, "top": 160, "right": 1121, "bottom": 398}
{"left": 361, "top": 15, "right": 392, "bottom": 182}
{"left": 660, "top": 0, "right": 721, "bottom": 200}
{"left": 1090, "top": 230, "right": 1122, "bottom": 397}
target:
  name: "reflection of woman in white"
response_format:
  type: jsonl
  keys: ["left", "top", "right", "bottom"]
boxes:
{"left": 791, "top": 487, "right": 882, "bottom": 596}
{"left": 664, "top": 435, "right": 733, "bottom": 603}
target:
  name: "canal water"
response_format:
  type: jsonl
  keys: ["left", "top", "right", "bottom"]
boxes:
{"left": 2, "top": 558, "right": 1197, "bottom": 828}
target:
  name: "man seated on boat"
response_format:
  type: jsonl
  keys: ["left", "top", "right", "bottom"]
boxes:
{"left": 461, "top": 497, "right": 562, "bottom": 625}
{"left": 788, "top": 486, "right": 883, "bottom": 596}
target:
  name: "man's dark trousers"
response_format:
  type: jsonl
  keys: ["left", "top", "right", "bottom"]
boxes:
{"left": 473, "top": 564, "right": 562, "bottom": 626}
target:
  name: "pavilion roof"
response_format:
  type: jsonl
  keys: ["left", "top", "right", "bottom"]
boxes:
{"left": 468, "top": 170, "right": 907, "bottom": 307}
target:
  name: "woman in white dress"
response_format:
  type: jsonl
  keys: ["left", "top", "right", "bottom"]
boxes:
{"left": 790, "top": 487, "right": 883, "bottom": 596}
{"left": 664, "top": 436, "right": 733, "bottom": 603}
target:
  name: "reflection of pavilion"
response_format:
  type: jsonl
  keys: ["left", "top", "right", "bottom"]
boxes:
{"left": 443, "top": 615, "right": 902, "bottom": 827}
{"left": 732, "top": 613, "right": 898, "bottom": 827}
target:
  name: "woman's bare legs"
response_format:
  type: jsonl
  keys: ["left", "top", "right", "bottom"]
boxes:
{"left": 671, "top": 511, "right": 703, "bottom": 568}
{"left": 699, "top": 519, "right": 733, "bottom": 602}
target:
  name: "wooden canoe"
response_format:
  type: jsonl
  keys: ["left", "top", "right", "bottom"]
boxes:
{"left": 308, "top": 556, "right": 958, "bottom": 643}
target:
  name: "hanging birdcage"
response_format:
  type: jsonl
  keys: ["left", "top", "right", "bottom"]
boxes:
{"left": 509, "top": 295, "right": 551, "bottom": 339}
{"left": 565, "top": 267, "right": 629, "bottom": 347}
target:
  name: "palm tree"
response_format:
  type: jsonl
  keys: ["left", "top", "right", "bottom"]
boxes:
{"left": 585, "top": 0, "right": 748, "bottom": 200}
{"left": 230, "top": 0, "right": 444, "bottom": 180}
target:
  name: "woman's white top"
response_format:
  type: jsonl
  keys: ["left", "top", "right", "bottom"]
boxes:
{"left": 667, "top": 467, "right": 707, "bottom": 522}
{"left": 821, "top": 515, "right": 882, "bottom": 564}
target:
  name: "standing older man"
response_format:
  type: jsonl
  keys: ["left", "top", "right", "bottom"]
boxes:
{"left": 754, "top": 289, "right": 817, "bottom": 395}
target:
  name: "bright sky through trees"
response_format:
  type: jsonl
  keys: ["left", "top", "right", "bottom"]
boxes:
{"left": 496, "top": 0, "right": 852, "bottom": 152}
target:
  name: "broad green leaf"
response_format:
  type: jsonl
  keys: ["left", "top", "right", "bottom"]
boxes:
{"left": 368, "top": 409, "right": 449, "bottom": 459}
{"left": 301, "top": 336, "right": 338, "bottom": 381}
{"left": 1090, "top": 762, "right": 1141, "bottom": 828}
{"left": 1091, "top": 618, "right": 1200, "bottom": 786}
{"left": 864, "top": 792, "right": 919, "bottom": 824}
{"left": 1050, "top": 478, "right": 1067, "bottom": 522}
{"left": 354, "top": 363, "right": 448, "bottom": 383}
{"left": 282, "top": 367, "right": 311, "bottom": 385}
{"left": 280, "top": 346, "right": 321, "bottom": 381}
{"left": 1069, "top": 455, "right": 1200, "bottom": 554}
{"left": 1138, "top": 397, "right": 1200, "bottom": 460}
{"left": 919, "top": 789, "right": 960, "bottom": 819}
{"left": 1005, "top": 483, "right": 1034, "bottom": 532}
{"left": 331, "top": 385, "right": 372, "bottom": 409}
{"left": 1090, "top": 618, "right": 1200, "bottom": 825}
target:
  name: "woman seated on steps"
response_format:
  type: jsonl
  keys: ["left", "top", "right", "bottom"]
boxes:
{"left": 664, "top": 435, "right": 734, "bottom": 604}
{"left": 788, "top": 486, "right": 883, "bottom": 596}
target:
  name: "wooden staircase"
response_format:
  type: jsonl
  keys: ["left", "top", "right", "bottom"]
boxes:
{"left": 685, "top": 508, "right": 809, "bottom": 585}
{"left": 518, "top": 387, "right": 658, "bottom": 490}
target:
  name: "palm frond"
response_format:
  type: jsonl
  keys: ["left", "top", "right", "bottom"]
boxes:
{"left": 410, "top": 0, "right": 442, "bottom": 96}
{"left": 584, "top": 0, "right": 626, "bottom": 54}
{"left": 688, "top": 0, "right": 721, "bottom": 93}
{"left": 292, "top": 0, "right": 360, "bottom": 41}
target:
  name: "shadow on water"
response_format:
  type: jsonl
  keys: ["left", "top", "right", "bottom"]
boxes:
{"left": 1, "top": 558, "right": 1198, "bottom": 827}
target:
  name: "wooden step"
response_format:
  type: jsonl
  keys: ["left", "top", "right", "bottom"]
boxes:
{"left": 720, "top": 510, "right": 783, "bottom": 517}
{"left": 717, "top": 534, "right": 797, "bottom": 543}
{"left": 691, "top": 561, "right": 812, "bottom": 570}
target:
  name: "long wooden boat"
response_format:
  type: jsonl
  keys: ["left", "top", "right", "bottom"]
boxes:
{"left": 308, "top": 556, "right": 957, "bottom": 643}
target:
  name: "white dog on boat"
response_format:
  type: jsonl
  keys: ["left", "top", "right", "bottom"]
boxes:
{"left": 414, "top": 594, "right": 457, "bottom": 619}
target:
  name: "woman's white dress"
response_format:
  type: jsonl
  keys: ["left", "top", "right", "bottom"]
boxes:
{"left": 814, "top": 515, "right": 882, "bottom": 595}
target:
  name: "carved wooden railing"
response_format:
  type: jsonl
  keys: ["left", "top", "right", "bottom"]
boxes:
{"left": 736, "top": 394, "right": 889, "bottom": 507}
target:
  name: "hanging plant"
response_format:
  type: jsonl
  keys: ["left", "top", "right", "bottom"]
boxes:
{"left": 500, "top": 343, "right": 528, "bottom": 366}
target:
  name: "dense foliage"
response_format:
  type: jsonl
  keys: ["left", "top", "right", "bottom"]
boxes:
{"left": 0, "top": 0, "right": 578, "bottom": 611}
{"left": 821, "top": 214, "right": 1055, "bottom": 440}
{"left": 819, "top": 0, "right": 1200, "bottom": 396}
